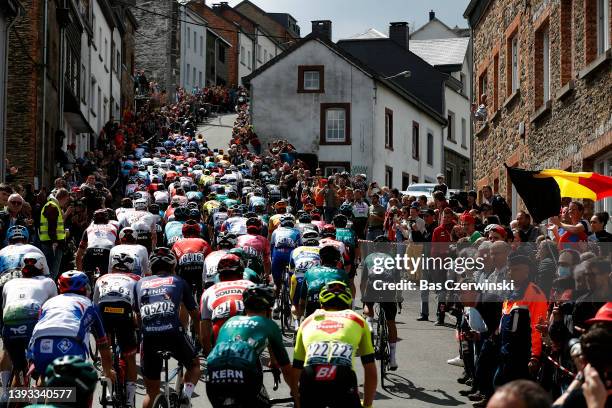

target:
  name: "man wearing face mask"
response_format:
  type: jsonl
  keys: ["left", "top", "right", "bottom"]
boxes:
{"left": 550, "top": 249, "right": 580, "bottom": 302}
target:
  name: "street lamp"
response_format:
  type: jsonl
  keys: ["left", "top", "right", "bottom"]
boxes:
{"left": 384, "top": 70, "right": 411, "bottom": 80}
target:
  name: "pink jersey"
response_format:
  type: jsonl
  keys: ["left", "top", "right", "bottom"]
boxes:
{"left": 236, "top": 234, "right": 271, "bottom": 262}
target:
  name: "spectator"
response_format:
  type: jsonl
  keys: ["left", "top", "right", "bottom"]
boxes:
{"left": 487, "top": 380, "right": 551, "bottom": 408}
{"left": 366, "top": 193, "right": 385, "bottom": 241}
{"left": 433, "top": 173, "right": 448, "bottom": 197}
{"left": 39, "top": 188, "right": 71, "bottom": 279}
{"left": 516, "top": 211, "right": 539, "bottom": 242}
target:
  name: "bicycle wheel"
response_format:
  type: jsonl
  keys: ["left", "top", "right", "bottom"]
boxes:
{"left": 280, "top": 274, "right": 292, "bottom": 335}
{"left": 151, "top": 394, "right": 170, "bottom": 408}
{"left": 376, "top": 306, "right": 389, "bottom": 389}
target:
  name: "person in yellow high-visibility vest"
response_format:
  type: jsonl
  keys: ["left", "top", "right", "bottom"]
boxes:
{"left": 39, "top": 188, "right": 71, "bottom": 279}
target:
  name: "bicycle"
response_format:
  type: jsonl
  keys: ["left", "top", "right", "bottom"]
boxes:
{"left": 151, "top": 351, "right": 184, "bottom": 408}
{"left": 279, "top": 267, "right": 293, "bottom": 336}
{"left": 212, "top": 368, "right": 294, "bottom": 407}
{"left": 373, "top": 303, "right": 390, "bottom": 389}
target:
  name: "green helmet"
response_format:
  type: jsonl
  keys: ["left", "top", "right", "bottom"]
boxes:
{"left": 319, "top": 281, "right": 352, "bottom": 309}
{"left": 44, "top": 355, "right": 98, "bottom": 405}
{"left": 228, "top": 247, "right": 247, "bottom": 261}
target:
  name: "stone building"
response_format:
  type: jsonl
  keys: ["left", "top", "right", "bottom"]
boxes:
{"left": 119, "top": 6, "right": 138, "bottom": 114}
{"left": 233, "top": 0, "right": 300, "bottom": 44}
{"left": 464, "top": 0, "right": 612, "bottom": 216}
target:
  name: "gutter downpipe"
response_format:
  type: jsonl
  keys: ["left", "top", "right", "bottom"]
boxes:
{"left": 40, "top": 0, "right": 49, "bottom": 188}
{"left": 1, "top": 3, "right": 20, "bottom": 181}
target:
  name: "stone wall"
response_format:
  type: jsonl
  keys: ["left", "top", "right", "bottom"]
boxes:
{"left": 471, "top": 0, "right": 612, "bottom": 210}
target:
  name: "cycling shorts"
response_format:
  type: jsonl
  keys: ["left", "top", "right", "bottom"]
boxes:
{"left": 99, "top": 301, "right": 138, "bottom": 356}
{"left": 271, "top": 252, "right": 291, "bottom": 284}
{"left": 290, "top": 275, "right": 305, "bottom": 307}
{"left": 140, "top": 330, "right": 197, "bottom": 380}
{"left": 206, "top": 369, "right": 269, "bottom": 408}
{"left": 364, "top": 302, "right": 398, "bottom": 321}
{"left": 83, "top": 247, "right": 111, "bottom": 277}
{"left": 177, "top": 264, "right": 204, "bottom": 300}
{"left": 2, "top": 336, "right": 29, "bottom": 371}
{"left": 30, "top": 336, "right": 87, "bottom": 376}
{"left": 299, "top": 365, "right": 361, "bottom": 408}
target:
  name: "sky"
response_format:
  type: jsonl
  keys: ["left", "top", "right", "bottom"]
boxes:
{"left": 225, "top": 0, "right": 472, "bottom": 41}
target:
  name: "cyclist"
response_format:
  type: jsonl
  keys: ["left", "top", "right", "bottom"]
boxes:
{"left": 199, "top": 254, "right": 255, "bottom": 356}
{"left": 205, "top": 285, "right": 298, "bottom": 408}
{"left": 296, "top": 212, "right": 319, "bottom": 234}
{"left": 227, "top": 248, "right": 262, "bottom": 283}
{"left": 221, "top": 205, "right": 247, "bottom": 236}
{"left": 0, "top": 226, "right": 49, "bottom": 276}
{"left": 93, "top": 250, "right": 142, "bottom": 407}
{"left": 299, "top": 245, "right": 349, "bottom": 317}
{"left": 23, "top": 355, "right": 98, "bottom": 408}
{"left": 236, "top": 217, "right": 271, "bottom": 278}
{"left": 108, "top": 227, "right": 150, "bottom": 276}
{"left": 270, "top": 214, "right": 301, "bottom": 318}
{"left": 164, "top": 205, "right": 188, "bottom": 246}
{"left": 202, "top": 233, "right": 235, "bottom": 288}
{"left": 0, "top": 253, "right": 56, "bottom": 393}
{"left": 267, "top": 200, "right": 288, "bottom": 240}
{"left": 289, "top": 234, "right": 321, "bottom": 330}
{"left": 129, "top": 200, "right": 158, "bottom": 254}
{"left": 135, "top": 247, "right": 201, "bottom": 408}
{"left": 173, "top": 220, "right": 212, "bottom": 295}
{"left": 361, "top": 242, "right": 400, "bottom": 371}
{"left": 333, "top": 214, "right": 359, "bottom": 301}
{"left": 319, "top": 224, "right": 350, "bottom": 272}
{"left": 28, "top": 271, "right": 115, "bottom": 384}
{"left": 76, "top": 209, "right": 119, "bottom": 278}
{"left": 293, "top": 281, "right": 376, "bottom": 408}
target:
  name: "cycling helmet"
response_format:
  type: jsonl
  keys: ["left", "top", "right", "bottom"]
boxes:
{"left": 302, "top": 237, "right": 319, "bottom": 247}
{"left": 319, "top": 280, "right": 352, "bottom": 309}
{"left": 339, "top": 204, "right": 353, "bottom": 217}
{"left": 21, "top": 252, "right": 47, "bottom": 277}
{"left": 45, "top": 356, "right": 98, "bottom": 405}
{"left": 119, "top": 227, "right": 138, "bottom": 243}
{"left": 93, "top": 208, "right": 109, "bottom": 224}
{"left": 217, "top": 254, "right": 244, "bottom": 277}
{"left": 246, "top": 217, "right": 262, "bottom": 234}
{"left": 303, "top": 202, "right": 315, "bottom": 212}
{"left": 58, "top": 271, "right": 91, "bottom": 296}
{"left": 106, "top": 207, "right": 116, "bottom": 221}
{"left": 188, "top": 208, "right": 201, "bottom": 220}
{"left": 217, "top": 233, "right": 237, "bottom": 249}
{"left": 332, "top": 214, "right": 348, "bottom": 228}
{"left": 242, "top": 285, "right": 275, "bottom": 312}
{"left": 6, "top": 225, "right": 29, "bottom": 243}
{"left": 319, "top": 245, "right": 341, "bottom": 265}
{"left": 149, "top": 203, "right": 160, "bottom": 214}
{"left": 182, "top": 220, "right": 201, "bottom": 237}
{"left": 280, "top": 215, "right": 295, "bottom": 228}
{"left": 298, "top": 213, "right": 312, "bottom": 223}
{"left": 120, "top": 198, "right": 133, "bottom": 208}
{"left": 186, "top": 201, "right": 199, "bottom": 210}
{"left": 273, "top": 200, "right": 287, "bottom": 212}
{"left": 149, "top": 247, "right": 177, "bottom": 273}
{"left": 110, "top": 252, "right": 136, "bottom": 273}
{"left": 301, "top": 230, "right": 320, "bottom": 241}
{"left": 228, "top": 248, "right": 247, "bottom": 261}
{"left": 173, "top": 206, "right": 189, "bottom": 221}
{"left": 320, "top": 224, "right": 337, "bottom": 238}
{"left": 252, "top": 202, "right": 266, "bottom": 213}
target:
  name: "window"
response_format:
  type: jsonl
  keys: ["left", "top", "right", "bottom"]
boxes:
{"left": 597, "top": 0, "right": 610, "bottom": 54}
{"left": 247, "top": 50, "right": 251, "bottom": 69}
{"left": 98, "top": 27, "right": 102, "bottom": 50}
{"left": 193, "top": 67, "right": 196, "bottom": 87}
{"left": 199, "top": 71, "right": 202, "bottom": 87}
{"left": 104, "top": 38, "right": 108, "bottom": 66}
{"left": 90, "top": 77, "right": 96, "bottom": 113}
{"left": 506, "top": 32, "right": 519, "bottom": 95}
{"left": 257, "top": 44, "right": 262, "bottom": 62}
{"left": 560, "top": 0, "right": 573, "bottom": 85}
{"left": 200, "top": 36, "right": 203, "bottom": 56}
{"left": 384, "top": 108, "right": 393, "bottom": 149}
{"left": 81, "top": 65, "right": 87, "bottom": 104}
{"left": 92, "top": 15, "right": 97, "bottom": 46}
{"left": 535, "top": 24, "right": 551, "bottom": 107}
{"left": 478, "top": 69, "right": 487, "bottom": 104}
{"left": 412, "top": 121, "right": 420, "bottom": 160}
{"left": 461, "top": 118, "right": 467, "bottom": 147}
{"left": 116, "top": 50, "right": 120, "bottom": 72}
{"left": 193, "top": 31, "right": 196, "bottom": 51}
{"left": 427, "top": 131, "right": 434, "bottom": 165}
{"left": 447, "top": 111, "right": 455, "bottom": 141}
{"left": 320, "top": 103, "right": 351, "bottom": 144}
{"left": 412, "top": 175, "right": 419, "bottom": 184}
{"left": 264, "top": 49, "right": 267, "bottom": 61}
{"left": 320, "top": 162, "right": 350, "bottom": 177}
{"left": 218, "top": 46, "right": 225, "bottom": 63}
{"left": 187, "top": 27, "right": 190, "bottom": 49}
{"left": 460, "top": 72, "right": 466, "bottom": 93}
{"left": 493, "top": 53, "right": 499, "bottom": 110}
{"left": 186, "top": 63, "right": 190, "bottom": 84}
{"left": 298, "top": 65, "right": 324, "bottom": 93}
{"left": 402, "top": 173, "right": 410, "bottom": 190}
{"left": 385, "top": 166, "right": 393, "bottom": 188}
{"left": 240, "top": 46, "right": 245, "bottom": 65}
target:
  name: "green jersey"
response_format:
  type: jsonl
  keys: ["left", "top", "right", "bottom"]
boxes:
{"left": 301, "top": 265, "right": 349, "bottom": 302}
{"left": 222, "top": 198, "right": 240, "bottom": 208}
{"left": 335, "top": 228, "right": 357, "bottom": 249}
{"left": 207, "top": 315, "right": 289, "bottom": 373}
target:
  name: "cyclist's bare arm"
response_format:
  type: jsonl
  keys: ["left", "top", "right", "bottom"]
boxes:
{"left": 200, "top": 319, "right": 212, "bottom": 357}
{"left": 75, "top": 247, "right": 85, "bottom": 270}
{"left": 362, "top": 361, "right": 377, "bottom": 407}
{"left": 280, "top": 363, "right": 300, "bottom": 408}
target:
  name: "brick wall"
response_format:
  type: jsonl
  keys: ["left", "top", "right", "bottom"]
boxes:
{"left": 121, "top": 16, "right": 136, "bottom": 113}
{"left": 471, "top": 0, "right": 612, "bottom": 211}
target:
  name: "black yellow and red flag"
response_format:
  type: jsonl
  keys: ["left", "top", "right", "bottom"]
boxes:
{"left": 506, "top": 166, "right": 612, "bottom": 223}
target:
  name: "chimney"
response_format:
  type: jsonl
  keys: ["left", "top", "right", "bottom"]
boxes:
{"left": 429, "top": 10, "right": 435, "bottom": 21}
{"left": 311, "top": 20, "right": 332, "bottom": 41}
{"left": 389, "top": 22, "right": 409, "bottom": 49}
{"left": 212, "top": 2, "right": 229, "bottom": 9}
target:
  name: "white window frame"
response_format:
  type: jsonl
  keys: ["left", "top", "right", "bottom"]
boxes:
{"left": 511, "top": 35, "right": 519, "bottom": 91}
{"left": 81, "top": 64, "right": 87, "bottom": 104}
{"left": 461, "top": 117, "right": 467, "bottom": 147}
{"left": 247, "top": 50, "right": 251, "bottom": 69}
{"left": 192, "top": 67, "right": 196, "bottom": 87}
{"left": 193, "top": 31, "right": 196, "bottom": 51}
{"left": 187, "top": 27, "right": 190, "bottom": 49}
{"left": 447, "top": 110, "right": 456, "bottom": 141}
{"left": 598, "top": 0, "right": 610, "bottom": 54}
{"left": 384, "top": 111, "right": 392, "bottom": 147}
{"left": 324, "top": 166, "right": 347, "bottom": 177}
{"left": 543, "top": 28, "right": 550, "bottom": 102}
{"left": 427, "top": 131, "right": 434, "bottom": 165}
{"left": 325, "top": 108, "right": 346, "bottom": 142}
{"left": 200, "top": 36, "right": 203, "bottom": 56}
{"left": 240, "top": 46, "right": 245, "bottom": 65}
{"left": 303, "top": 71, "right": 320, "bottom": 90}
{"left": 186, "top": 63, "right": 190, "bottom": 84}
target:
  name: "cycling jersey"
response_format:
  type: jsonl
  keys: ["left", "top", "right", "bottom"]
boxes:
{"left": 290, "top": 246, "right": 321, "bottom": 277}
{"left": 236, "top": 234, "right": 271, "bottom": 265}
{"left": 221, "top": 216, "right": 247, "bottom": 236}
{"left": 203, "top": 250, "right": 228, "bottom": 283}
{"left": 200, "top": 279, "right": 255, "bottom": 339}
{"left": 132, "top": 218, "right": 154, "bottom": 253}
{"left": 296, "top": 222, "right": 319, "bottom": 235}
{"left": 93, "top": 272, "right": 141, "bottom": 306}
{"left": 248, "top": 196, "right": 266, "bottom": 211}
{"left": 319, "top": 238, "right": 350, "bottom": 265}
{"left": 79, "top": 223, "right": 118, "bottom": 249}
{"left": 173, "top": 238, "right": 211, "bottom": 289}
{"left": 164, "top": 220, "right": 184, "bottom": 245}
{"left": 186, "top": 191, "right": 203, "bottom": 202}
{"left": 211, "top": 211, "right": 228, "bottom": 233}
{"left": 153, "top": 190, "right": 170, "bottom": 204}
{"left": 135, "top": 274, "right": 197, "bottom": 335}
{"left": 0, "top": 244, "right": 49, "bottom": 276}
{"left": 335, "top": 228, "right": 357, "bottom": 250}
{"left": 270, "top": 227, "right": 301, "bottom": 253}
{"left": 207, "top": 315, "right": 289, "bottom": 376}
{"left": 1, "top": 276, "right": 57, "bottom": 339}
{"left": 108, "top": 244, "right": 150, "bottom": 276}
{"left": 293, "top": 309, "right": 374, "bottom": 371}
{"left": 301, "top": 266, "right": 349, "bottom": 305}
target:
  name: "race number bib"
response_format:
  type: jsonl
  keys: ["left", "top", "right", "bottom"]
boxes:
{"left": 306, "top": 341, "right": 353, "bottom": 367}
{"left": 99, "top": 283, "right": 132, "bottom": 302}
{"left": 140, "top": 300, "right": 175, "bottom": 319}
{"left": 211, "top": 300, "right": 243, "bottom": 321}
